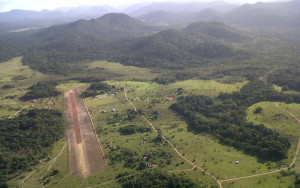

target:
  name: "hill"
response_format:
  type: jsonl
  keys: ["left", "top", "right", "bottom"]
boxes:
{"left": 226, "top": 0, "right": 300, "bottom": 27}
{"left": 107, "top": 29, "right": 242, "bottom": 69}
{"left": 139, "top": 9, "right": 223, "bottom": 28}
{"left": 0, "top": 13, "right": 249, "bottom": 75}
{"left": 0, "top": 13, "right": 161, "bottom": 74}
{"left": 183, "top": 21, "right": 249, "bottom": 41}
{"left": 36, "top": 13, "right": 158, "bottom": 41}
{"left": 0, "top": 6, "right": 116, "bottom": 34}
{"left": 132, "top": 2, "right": 237, "bottom": 16}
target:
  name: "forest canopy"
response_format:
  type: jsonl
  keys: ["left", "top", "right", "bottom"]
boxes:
{"left": 0, "top": 109, "right": 64, "bottom": 183}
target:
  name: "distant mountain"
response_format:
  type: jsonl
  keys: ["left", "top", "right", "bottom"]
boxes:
{"left": 183, "top": 21, "right": 249, "bottom": 41}
{"left": 36, "top": 13, "right": 159, "bottom": 42}
{"left": 192, "top": 9, "right": 223, "bottom": 22}
{"left": 226, "top": 0, "right": 300, "bottom": 27}
{"left": 123, "top": 2, "right": 153, "bottom": 13}
{"left": 0, "top": 5, "right": 116, "bottom": 34}
{"left": 132, "top": 2, "right": 238, "bottom": 16}
{"left": 139, "top": 9, "right": 223, "bottom": 28}
{"left": 0, "top": 13, "right": 247, "bottom": 74}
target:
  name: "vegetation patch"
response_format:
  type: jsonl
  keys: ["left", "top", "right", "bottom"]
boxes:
{"left": 268, "top": 68, "right": 300, "bottom": 92}
{"left": 171, "top": 81, "right": 300, "bottom": 161}
{"left": 21, "top": 81, "right": 60, "bottom": 101}
{"left": 80, "top": 82, "right": 118, "bottom": 98}
{"left": 0, "top": 109, "right": 64, "bottom": 183}
{"left": 118, "top": 169, "right": 201, "bottom": 188}
{"left": 119, "top": 125, "right": 151, "bottom": 135}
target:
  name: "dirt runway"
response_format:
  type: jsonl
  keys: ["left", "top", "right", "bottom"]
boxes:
{"left": 64, "top": 90, "right": 105, "bottom": 178}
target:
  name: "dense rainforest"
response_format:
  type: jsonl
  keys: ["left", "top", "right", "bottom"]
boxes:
{"left": 171, "top": 81, "right": 300, "bottom": 161}
{"left": 0, "top": 109, "right": 64, "bottom": 184}
{"left": 0, "top": 13, "right": 252, "bottom": 75}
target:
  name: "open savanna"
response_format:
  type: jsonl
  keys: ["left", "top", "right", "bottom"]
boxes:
{"left": 0, "top": 57, "right": 64, "bottom": 118}
{"left": 222, "top": 171, "right": 295, "bottom": 188}
{"left": 84, "top": 90, "right": 193, "bottom": 171}
{"left": 88, "top": 60, "right": 159, "bottom": 80}
{"left": 99, "top": 80, "right": 300, "bottom": 187}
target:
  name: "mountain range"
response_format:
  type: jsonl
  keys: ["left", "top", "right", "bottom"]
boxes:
{"left": 0, "top": 1, "right": 299, "bottom": 34}
{"left": 0, "top": 13, "right": 249, "bottom": 74}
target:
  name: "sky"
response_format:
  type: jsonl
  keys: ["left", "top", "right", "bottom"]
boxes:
{"left": 0, "top": 0, "right": 289, "bottom": 12}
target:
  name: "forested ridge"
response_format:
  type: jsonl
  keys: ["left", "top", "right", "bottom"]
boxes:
{"left": 171, "top": 81, "right": 299, "bottom": 161}
{"left": 0, "top": 13, "right": 250, "bottom": 75}
{"left": 0, "top": 109, "right": 64, "bottom": 184}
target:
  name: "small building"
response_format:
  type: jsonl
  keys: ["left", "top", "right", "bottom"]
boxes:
{"left": 235, "top": 160, "right": 240, "bottom": 164}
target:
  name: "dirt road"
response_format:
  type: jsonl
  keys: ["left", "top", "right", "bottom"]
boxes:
{"left": 64, "top": 90, "right": 105, "bottom": 178}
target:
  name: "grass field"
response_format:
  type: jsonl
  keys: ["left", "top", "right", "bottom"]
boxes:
{"left": 88, "top": 60, "right": 159, "bottom": 80}
{"left": 56, "top": 81, "right": 89, "bottom": 92}
{"left": 165, "top": 80, "right": 248, "bottom": 96}
{"left": 222, "top": 171, "right": 295, "bottom": 188}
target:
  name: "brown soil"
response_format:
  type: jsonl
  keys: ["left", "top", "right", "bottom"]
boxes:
{"left": 64, "top": 90, "right": 106, "bottom": 178}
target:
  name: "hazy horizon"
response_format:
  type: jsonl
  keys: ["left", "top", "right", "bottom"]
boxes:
{"left": 0, "top": 0, "right": 291, "bottom": 12}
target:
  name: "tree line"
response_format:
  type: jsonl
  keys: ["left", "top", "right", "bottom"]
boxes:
{"left": 171, "top": 81, "right": 300, "bottom": 161}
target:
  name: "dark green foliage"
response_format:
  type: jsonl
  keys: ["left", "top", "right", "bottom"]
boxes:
{"left": 12, "top": 75, "right": 27, "bottom": 81}
{"left": 108, "top": 147, "right": 137, "bottom": 165}
{"left": 108, "top": 110, "right": 139, "bottom": 124}
{"left": 254, "top": 107, "right": 263, "bottom": 114}
{"left": 171, "top": 81, "right": 295, "bottom": 161}
{"left": 118, "top": 169, "right": 201, "bottom": 188}
{"left": 153, "top": 133, "right": 164, "bottom": 143}
{"left": 80, "top": 82, "right": 115, "bottom": 98}
{"left": 152, "top": 77, "right": 175, "bottom": 85}
{"left": 210, "top": 67, "right": 267, "bottom": 81}
{"left": 119, "top": 125, "right": 151, "bottom": 135}
{"left": 1, "top": 84, "right": 14, "bottom": 89}
{"left": 108, "top": 147, "right": 173, "bottom": 170}
{"left": 0, "top": 109, "right": 64, "bottom": 182}
{"left": 21, "top": 81, "right": 60, "bottom": 101}
{"left": 0, "top": 182, "right": 9, "bottom": 188}
{"left": 150, "top": 111, "right": 159, "bottom": 120}
{"left": 108, "top": 30, "right": 244, "bottom": 69}
{"left": 295, "top": 172, "right": 300, "bottom": 188}
{"left": 0, "top": 43, "right": 20, "bottom": 62}
{"left": 268, "top": 68, "right": 300, "bottom": 92}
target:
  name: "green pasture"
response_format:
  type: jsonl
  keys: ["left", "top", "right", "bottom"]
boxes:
{"left": 88, "top": 60, "right": 159, "bottom": 80}
{"left": 165, "top": 80, "right": 248, "bottom": 97}
{"left": 222, "top": 171, "right": 295, "bottom": 188}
